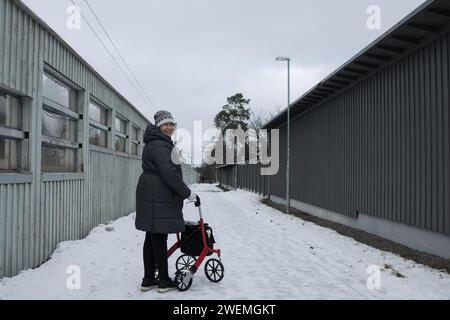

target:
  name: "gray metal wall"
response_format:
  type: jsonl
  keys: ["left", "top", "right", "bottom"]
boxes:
{"left": 219, "top": 164, "right": 269, "bottom": 195}
{"left": 181, "top": 164, "right": 200, "bottom": 186}
{"left": 0, "top": 0, "right": 149, "bottom": 277}
{"left": 219, "top": 31, "right": 450, "bottom": 237}
{"left": 218, "top": 165, "right": 233, "bottom": 189}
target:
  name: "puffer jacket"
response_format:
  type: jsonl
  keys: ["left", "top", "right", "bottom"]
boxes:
{"left": 135, "top": 123, "right": 191, "bottom": 233}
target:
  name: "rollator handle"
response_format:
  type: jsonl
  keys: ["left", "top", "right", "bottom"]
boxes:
{"left": 194, "top": 195, "right": 201, "bottom": 207}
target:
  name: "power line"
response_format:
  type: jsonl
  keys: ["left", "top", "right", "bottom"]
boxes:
{"left": 69, "top": 0, "right": 155, "bottom": 112}
{"left": 83, "top": 0, "right": 157, "bottom": 110}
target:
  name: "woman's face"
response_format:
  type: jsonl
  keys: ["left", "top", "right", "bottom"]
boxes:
{"left": 159, "top": 122, "right": 175, "bottom": 137}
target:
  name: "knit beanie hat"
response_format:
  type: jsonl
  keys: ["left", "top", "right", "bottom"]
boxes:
{"left": 154, "top": 110, "right": 175, "bottom": 127}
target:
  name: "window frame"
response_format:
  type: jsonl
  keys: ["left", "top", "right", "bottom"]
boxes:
{"left": 41, "top": 108, "right": 78, "bottom": 143}
{"left": 114, "top": 113, "right": 129, "bottom": 154}
{"left": 0, "top": 89, "right": 30, "bottom": 174}
{"left": 0, "top": 93, "right": 21, "bottom": 129}
{"left": 130, "top": 124, "right": 140, "bottom": 157}
{"left": 42, "top": 71, "right": 78, "bottom": 112}
{"left": 88, "top": 97, "right": 111, "bottom": 149}
{"left": 41, "top": 67, "right": 82, "bottom": 173}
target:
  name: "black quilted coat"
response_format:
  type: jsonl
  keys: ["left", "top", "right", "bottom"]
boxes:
{"left": 135, "top": 123, "right": 191, "bottom": 234}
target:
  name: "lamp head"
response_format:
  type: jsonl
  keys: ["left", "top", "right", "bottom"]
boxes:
{"left": 276, "top": 56, "right": 290, "bottom": 61}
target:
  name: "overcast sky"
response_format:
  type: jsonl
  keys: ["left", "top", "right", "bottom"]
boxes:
{"left": 22, "top": 0, "right": 425, "bottom": 161}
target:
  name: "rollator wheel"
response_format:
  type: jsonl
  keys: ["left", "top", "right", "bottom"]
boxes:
{"left": 204, "top": 259, "right": 224, "bottom": 283}
{"left": 175, "top": 254, "right": 197, "bottom": 272}
{"left": 175, "top": 269, "right": 193, "bottom": 291}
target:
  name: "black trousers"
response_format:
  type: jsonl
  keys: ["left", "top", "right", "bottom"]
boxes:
{"left": 143, "top": 232, "right": 169, "bottom": 281}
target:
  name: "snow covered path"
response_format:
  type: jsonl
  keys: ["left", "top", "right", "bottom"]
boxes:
{"left": 1, "top": 184, "right": 449, "bottom": 300}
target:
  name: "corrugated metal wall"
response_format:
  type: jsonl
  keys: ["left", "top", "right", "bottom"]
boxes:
{"left": 181, "top": 164, "right": 200, "bottom": 185}
{"left": 0, "top": 182, "right": 33, "bottom": 278}
{"left": 219, "top": 164, "right": 269, "bottom": 195}
{"left": 89, "top": 150, "right": 114, "bottom": 228}
{"left": 218, "top": 165, "right": 233, "bottom": 189}
{"left": 219, "top": 31, "right": 450, "bottom": 237}
{"left": 111, "top": 155, "right": 142, "bottom": 218}
{"left": 40, "top": 178, "right": 86, "bottom": 262}
{"left": 0, "top": 0, "right": 149, "bottom": 277}
{"left": 88, "top": 152, "right": 142, "bottom": 230}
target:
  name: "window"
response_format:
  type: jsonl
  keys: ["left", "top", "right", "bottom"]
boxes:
{"left": 0, "top": 94, "right": 5, "bottom": 125}
{"left": 42, "top": 73, "right": 77, "bottom": 111}
{"left": 131, "top": 125, "right": 140, "bottom": 156}
{"left": 41, "top": 71, "right": 80, "bottom": 173}
{"left": 89, "top": 100, "right": 107, "bottom": 124}
{"left": 89, "top": 100, "right": 109, "bottom": 148}
{"left": 0, "top": 94, "right": 20, "bottom": 129}
{"left": 41, "top": 144, "right": 76, "bottom": 172}
{"left": 90, "top": 127, "right": 108, "bottom": 148}
{"left": 0, "top": 137, "right": 18, "bottom": 170}
{"left": 0, "top": 92, "right": 28, "bottom": 172}
{"left": 115, "top": 116, "right": 126, "bottom": 133}
{"left": 114, "top": 115, "right": 127, "bottom": 153}
{"left": 42, "top": 109, "right": 76, "bottom": 141}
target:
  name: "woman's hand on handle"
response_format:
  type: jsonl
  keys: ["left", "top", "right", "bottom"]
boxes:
{"left": 187, "top": 191, "right": 201, "bottom": 207}
{"left": 194, "top": 194, "right": 201, "bottom": 207}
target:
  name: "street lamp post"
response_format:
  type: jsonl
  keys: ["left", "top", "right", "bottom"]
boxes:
{"left": 276, "top": 56, "right": 291, "bottom": 215}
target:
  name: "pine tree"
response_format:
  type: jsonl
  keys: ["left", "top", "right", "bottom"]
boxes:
{"left": 212, "top": 93, "right": 252, "bottom": 165}
{"left": 214, "top": 93, "right": 251, "bottom": 133}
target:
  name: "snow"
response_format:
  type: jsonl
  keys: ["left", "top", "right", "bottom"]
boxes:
{"left": 1, "top": 183, "right": 449, "bottom": 300}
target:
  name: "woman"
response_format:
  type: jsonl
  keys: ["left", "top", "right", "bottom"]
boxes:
{"left": 135, "top": 110, "right": 197, "bottom": 293}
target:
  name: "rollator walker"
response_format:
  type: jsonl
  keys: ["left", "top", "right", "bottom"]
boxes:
{"left": 159, "top": 195, "right": 224, "bottom": 291}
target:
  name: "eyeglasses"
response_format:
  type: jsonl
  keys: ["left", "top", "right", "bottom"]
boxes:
{"left": 161, "top": 122, "right": 177, "bottom": 128}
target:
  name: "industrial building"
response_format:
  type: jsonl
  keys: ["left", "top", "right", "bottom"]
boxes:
{"left": 218, "top": 0, "right": 450, "bottom": 259}
{"left": 0, "top": 0, "right": 199, "bottom": 278}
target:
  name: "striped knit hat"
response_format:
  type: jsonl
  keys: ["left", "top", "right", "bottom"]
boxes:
{"left": 154, "top": 110, "right": 175, "bottom": 127}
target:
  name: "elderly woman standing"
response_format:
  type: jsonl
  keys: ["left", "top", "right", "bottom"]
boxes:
{"left": 135, "top": 110, "right": 197, "bottom": 293}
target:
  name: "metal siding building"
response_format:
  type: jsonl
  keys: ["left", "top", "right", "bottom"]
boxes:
{"left": 0, "top": 0, "right": 152, "bottom": 277}
{"left": 181, "top": 163, "right": 200, "bottom": 185}
{"left": 218, "top": 0, "right": 450, "bottom": 258}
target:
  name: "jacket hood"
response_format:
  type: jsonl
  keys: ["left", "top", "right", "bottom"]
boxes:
{"left": 143, "top": 123, "right": 174, "bottom": 145}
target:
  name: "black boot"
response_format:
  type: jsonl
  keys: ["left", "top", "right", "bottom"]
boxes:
{"left": 141, "top": 278, "right": 158, "bottom": 292}
{"left": 157, "top": 278, "right": 176, "bottom": 293}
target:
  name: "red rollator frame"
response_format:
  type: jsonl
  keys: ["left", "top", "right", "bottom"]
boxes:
{"left": 166, "top": 195, "right": 224, "bottom": 291}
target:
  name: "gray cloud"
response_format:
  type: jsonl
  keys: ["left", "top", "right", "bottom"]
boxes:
{"left": 23, "top": 0, "right": 425, "bottom": 144}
